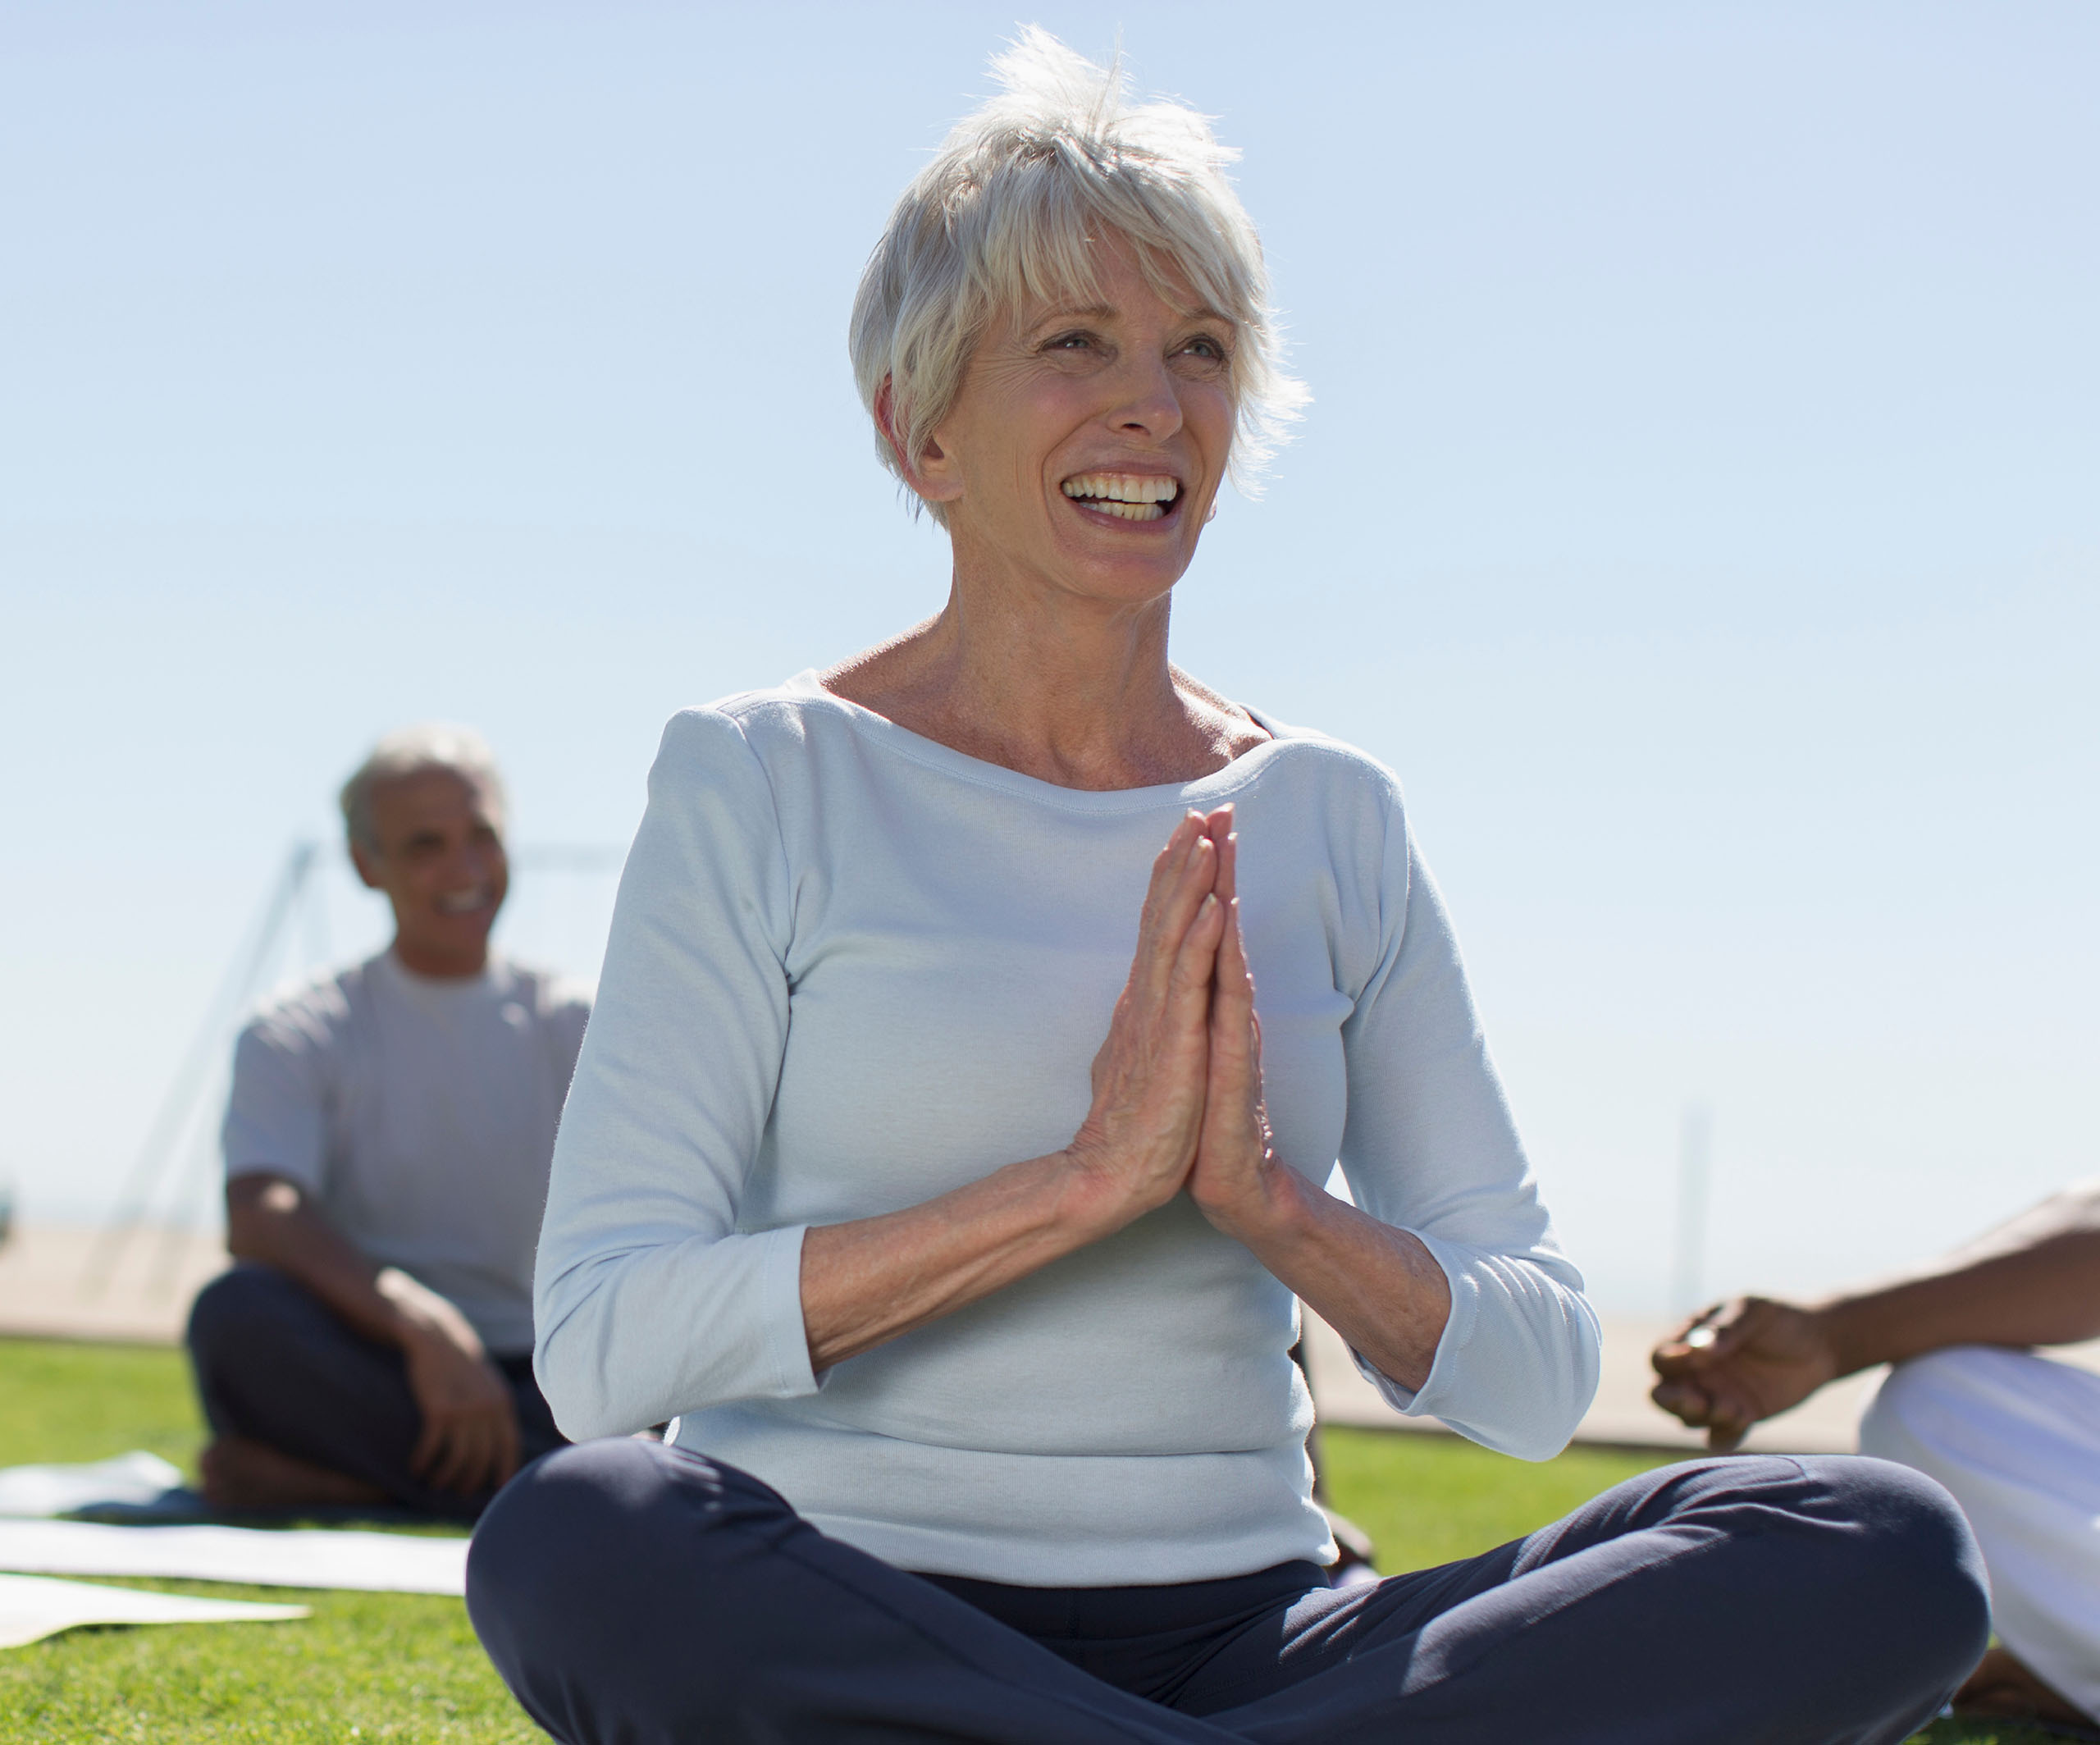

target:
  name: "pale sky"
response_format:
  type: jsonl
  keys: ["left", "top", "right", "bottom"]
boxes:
{"left": 2, "top": 1, "right": 2095, "bottom": 1314}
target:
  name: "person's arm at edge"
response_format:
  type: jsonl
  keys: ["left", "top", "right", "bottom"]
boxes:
{"left": 1652, "top": 1183, "right": 2100, "bottom": 1450}
{"left": 1820, "top": 1183, "right": 2100, "bottom": 1365}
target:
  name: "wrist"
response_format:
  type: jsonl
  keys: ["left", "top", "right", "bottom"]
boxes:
{"left": 1801, "top": 1296, "right": 1871, "bottom": 1380}
{"left": 376, "top": 1268, "right": 483, "bottom": 1359}
{"left": 1052, "top": 1144, "right": 1163, "bottom": 1241}
{"left": 1196, "top": 1155, "right": 1308, "bottom": 1249}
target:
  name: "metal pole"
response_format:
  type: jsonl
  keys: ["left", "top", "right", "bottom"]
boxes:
{"left": 1671, "top": 1103, "right": 1714, "bottom": 1318}
{"left": 80, "top": 841, "right": 317, "bottom": 1296}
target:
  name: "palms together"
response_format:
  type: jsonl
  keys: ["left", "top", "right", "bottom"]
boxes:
{"left": 1075, "top": 805, "right": 1282, "bottom": 1229}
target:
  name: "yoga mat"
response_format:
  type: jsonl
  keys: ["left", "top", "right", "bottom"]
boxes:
{"left": 0, "top": 1519, "right": 468, "bottom": 1595}
{"left": 0, "top": 1571, "right": 307, "bottom": 1650}
{"left": 0, "top": 1452, "right": 186, "bottom": 1519}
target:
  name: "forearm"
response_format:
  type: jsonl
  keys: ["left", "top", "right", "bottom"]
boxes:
{"left": 1205, "top": 1165, "right": 1451, "bottom": 1394}
{"left": 225, "top": 1176, "right": 478, "bottom": 1356}
{"left": 801, "top": 1149, "right": 1132, "bottom": 1371}
{"left": 1816, "top": 1227, "right": 2100, "bottom": 1376}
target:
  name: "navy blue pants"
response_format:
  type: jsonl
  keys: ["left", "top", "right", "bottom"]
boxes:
{"left": 186, "top": 1263, "right": 565, "bottom": 1521}
{"left": 466, "top": 1439, "right": 1988, "bottom": 1743}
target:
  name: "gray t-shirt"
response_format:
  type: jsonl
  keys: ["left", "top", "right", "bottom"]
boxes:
{"left": 223, "top": 950, "right": 591, "bottom": 1354}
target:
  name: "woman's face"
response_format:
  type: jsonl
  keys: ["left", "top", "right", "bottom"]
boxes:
{"left": 915, "top": 235, "right": 1237, "bottom": 609}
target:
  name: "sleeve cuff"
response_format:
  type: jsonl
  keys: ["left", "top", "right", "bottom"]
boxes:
{"left": 760, "top": 1223, "right": 821, "bottom": 1398}
{"left": 1349, "top": 1228, "right": 1478, "bottom": 1418}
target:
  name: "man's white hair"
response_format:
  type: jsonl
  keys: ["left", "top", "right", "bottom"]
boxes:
{"left": 849, "top": 28, "right": 1308, "bottom": 525}
{"left": 339, "top": 723, "right": 506, "bottom": 853}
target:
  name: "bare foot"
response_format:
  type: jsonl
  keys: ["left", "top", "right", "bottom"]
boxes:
{"left": 1954, "top": 1646, "right": 2091, "bottom": 1728}
{"left": 199, "top": 1436, "right": 390, "bottom": 1513}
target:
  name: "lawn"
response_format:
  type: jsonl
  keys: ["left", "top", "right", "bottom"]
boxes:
{"left": 0, "top": 1339, "right": 2057, "bottom": 1743}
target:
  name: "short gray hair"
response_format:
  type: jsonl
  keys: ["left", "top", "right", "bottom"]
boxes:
{"left": 339, "top": 723, "right": 506, "bottom": 853}
{"left": 849, "top": 29, "right": 1307, "bottom": 525}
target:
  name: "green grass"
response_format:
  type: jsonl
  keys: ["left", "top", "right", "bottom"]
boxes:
{"left": 0, "top": 1339, "right": 209, "bottom": 1479}
{"left": 1320, "top": 1423, "right": 1678, "bottom": 1574}
{"left": 2, "top": 1582, "right": 541, "bottom": 1743}
{"left": 0, "top": 1339, "right": 2065, "bottom": 1743}
{"left": 0, "top": 1338, "right": 535, "bottom": 1743}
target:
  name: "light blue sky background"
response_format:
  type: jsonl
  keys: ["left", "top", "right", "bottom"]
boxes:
{"left": 2, "top": 2, "right": 2093, "bottom": 1314}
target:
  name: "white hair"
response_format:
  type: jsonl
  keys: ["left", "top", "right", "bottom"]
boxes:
{"left": 339, "top": 723, "right": 506, "bottom": 852}
{"left": 849, "top": 28, "right": 1308, "bottom": 525}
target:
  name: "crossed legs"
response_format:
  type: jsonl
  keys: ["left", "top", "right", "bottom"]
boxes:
{"left": 468, "top": 1440, "right": 1987, "bottom": 1743}
{"left": 187, "top": 1264, "right": 564, "bottom": 1519}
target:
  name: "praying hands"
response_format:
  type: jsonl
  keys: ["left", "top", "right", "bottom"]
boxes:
{"left": 798, "top": 807, "right": 1452, "bottom": 1393}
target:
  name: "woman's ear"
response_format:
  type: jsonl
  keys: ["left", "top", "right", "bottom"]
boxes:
{"left": 876, "top": 377, "right": 963, "bottom": 505}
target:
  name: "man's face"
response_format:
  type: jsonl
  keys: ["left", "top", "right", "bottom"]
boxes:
{"left": 351, "top": 769, "right": 509, "bottom": 977}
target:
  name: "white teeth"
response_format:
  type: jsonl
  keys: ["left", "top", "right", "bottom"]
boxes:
{"left": 1061, "top": 471, "right": 1181, "bottom": 512}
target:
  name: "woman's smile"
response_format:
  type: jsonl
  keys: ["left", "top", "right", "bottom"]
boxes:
{"left": 1059, "top": 469, "right": 1184, "bottom": 525}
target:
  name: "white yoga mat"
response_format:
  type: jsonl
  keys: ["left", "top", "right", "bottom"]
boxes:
{"left": 0, "top": 1519, "right": 468, "bottom": 1595}
{"left": 0, "top": 1451, "right": 186, "bottom": 1519}
{"left": 0, "top": 1571, "right": 307, "bottom": 1650}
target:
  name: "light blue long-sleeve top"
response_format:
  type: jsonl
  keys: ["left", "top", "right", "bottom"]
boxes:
{"left": 534, "top": 673, "right": 1600, "bottom": 1585}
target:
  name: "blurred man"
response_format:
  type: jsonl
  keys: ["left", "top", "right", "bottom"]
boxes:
{"left": 187, "top": 724, "right": 591, "bottom": 1519}
{"left": 1651, "top": 1183, "right": 2100, "bottom": 1729}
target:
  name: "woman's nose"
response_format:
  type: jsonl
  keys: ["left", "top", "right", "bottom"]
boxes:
{"left": 1104, "top": 355, "right": 1184, "bottom": 440}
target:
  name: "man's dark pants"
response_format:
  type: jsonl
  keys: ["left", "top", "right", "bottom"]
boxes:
{"left": 187, "top": 1263, "right": 564, "bottom": 1521}
{"left": 467, "top": 1437, "right": 1990, "bottom": 1743}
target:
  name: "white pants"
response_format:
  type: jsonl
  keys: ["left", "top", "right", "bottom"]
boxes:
{"left": 1861, "top": 1345, "right": 2100, "bottom": 1721}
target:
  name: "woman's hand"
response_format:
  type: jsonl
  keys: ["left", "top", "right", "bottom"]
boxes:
{"left": 800, "top": 810, "right": 1230, "bottom": 1373}
{"left": 1064, "top": 809, "right": 1230, "bottom": 1227}
{"left": 1184, "top": 808, "right": 1454, "bottom": 1391}
{"left": 1185, "top": 811, "right": 1288, "bottom": 1240}
{"left": 798, "top": 804, "right": 1447, "bottom": 1384}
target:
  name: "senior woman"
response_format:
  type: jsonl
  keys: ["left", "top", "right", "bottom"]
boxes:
{"left": 467, "top": 32, "right": 1986, "bottom": 1744}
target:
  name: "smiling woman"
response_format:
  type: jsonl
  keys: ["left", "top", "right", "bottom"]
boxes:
{"left": 460, "top": 29, "right": 1988, "bottom": 1745}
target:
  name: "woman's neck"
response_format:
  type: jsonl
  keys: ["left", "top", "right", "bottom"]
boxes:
{"left": 820, "top": 579, "right": 1267, "bottom": 792}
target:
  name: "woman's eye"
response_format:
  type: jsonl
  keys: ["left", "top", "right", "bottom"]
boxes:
{"left": 1044, "top": 331, "right": 1096, "bottom": 352}
{"left": 1180, "top": 334, "right": 1227, "bottom": 362}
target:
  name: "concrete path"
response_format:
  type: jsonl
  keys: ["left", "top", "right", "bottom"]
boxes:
{"left": 0, "top": 1225, "right": 226, "bottom": 1346}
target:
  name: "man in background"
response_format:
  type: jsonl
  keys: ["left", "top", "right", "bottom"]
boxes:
{"left": 187, "top": 724, "right": 591, "bottom": 1519}
{"left": 1651, "top": 1183, "right": 2100, "bottom": 1729}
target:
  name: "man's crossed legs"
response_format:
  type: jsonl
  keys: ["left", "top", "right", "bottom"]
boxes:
{"left": 188, "top": 1264, "right": 564, "bottom": 1521}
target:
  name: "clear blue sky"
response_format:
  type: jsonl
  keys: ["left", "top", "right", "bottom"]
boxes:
{"left": 2, "top": 1, "right": 2094, "bottom": 1313}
